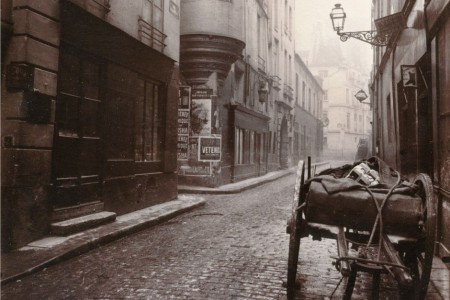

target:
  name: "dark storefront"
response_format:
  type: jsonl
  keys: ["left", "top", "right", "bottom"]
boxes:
{"left": 55, "top": 2, "right": 178, "bottom": 216}
{"left": 229, "top": 103, "right": 270, "bottom": 182}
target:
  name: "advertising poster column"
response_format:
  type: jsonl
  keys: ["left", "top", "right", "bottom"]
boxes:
{"left": 178, "top": 88, "right": 223, "bottom": 184}
{"left": 183, "top": 89, "right": 214, "bottom": 176}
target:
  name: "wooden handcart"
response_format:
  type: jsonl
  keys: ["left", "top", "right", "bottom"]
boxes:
{"left": 286, "top": 157, "right": 437, "bottom": 300}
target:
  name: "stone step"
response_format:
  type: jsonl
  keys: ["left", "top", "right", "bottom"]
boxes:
{"left": 52, "top": 201, "right": 105, "bottom": 222}
{"left": 50, "top": 211, "right": 116, "bottom": 236}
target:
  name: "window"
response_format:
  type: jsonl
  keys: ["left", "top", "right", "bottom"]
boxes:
{"left": 106, "top": 65, "right": 136, "bottom": 160}
{"left": 284, "top": 50, "right": 288, "bottom": 83}
{"left": 135, "top": 78, "right": 163, "bottom": 162}
{"left": 308, "top": 88, "right": 311, "bottom": 112}
{"left": 294, "top": 132, "right": 299, "bottom": 155}
{"left": 347, "top": 112, "right": 350, "bottom": 129}
{"left": 301, "top": 126, "right": 306, "bottom": 150}
{"left": 257, "top": 14, "right": 262, "bottom": 62}
{"left": 55, "top": 48, "right": 103, "bottom": 181}
{"left": 302, "top": 81, "right": 305, "bottom": 107}
{"left": 268, "top": 132, "right": 272, "bottom": 155}
{"left": 273, "top": 132, "right": 277, "bottom": 154}
{"left": 140, "top": 0, "right": 165, "bottom": 51}
{"left": 288, "top": 55, "right": 292, "bottom": 85}
{"left": 295, "top": 74, "right": 299, "bottom": 104}
{"left": 284, "top": 0, "right": 288, "bottom": 34}
{"left": 274, "top": 39, "right": 279, "bottom": 76}
{"left": 387, "top": 94, "right": 393, "bottom": 142}
{"left": 274, "top": 0, "right": 278, "bottom": 30}
{"left": 313, "top": 92, "right": 316, "bottom": 116}
{"left": 235, "top": 128, "right": 244, "bottom": 164}
{"left": 143, "top": 0, "right": 163, "bottom": 31}
{"left": 250, "top": 130, "right": 255, "bottom": 163}
{"left": 289, "top": 7, "right": 292, "bottom": 37}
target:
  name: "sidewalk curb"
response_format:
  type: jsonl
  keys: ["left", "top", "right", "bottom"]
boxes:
{"left": 178, "top": 170, "right": 295, "bottom": 194}
{"left": 1, "top": 198, "right": 205, "bottom": 286}
{"left": 178, "top": 161, "right": 331, "bottom": 195}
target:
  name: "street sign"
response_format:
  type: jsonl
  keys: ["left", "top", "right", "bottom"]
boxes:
{"left": 401, "top": 65, "right": 417, "bottom": 88}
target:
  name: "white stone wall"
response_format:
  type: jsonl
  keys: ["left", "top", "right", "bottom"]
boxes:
{"left": 108, "top": 0, "right": 180, "bottom": 61}
{"left": 180, "top": 0, "right": 244, "bottom": 41}
{"left": 312, "top": 65, "right": 372, "bottom": 160}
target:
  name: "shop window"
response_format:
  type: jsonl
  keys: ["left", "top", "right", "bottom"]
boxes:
{"left": 57, "top": 50, "right": 102, "bottom": 139}
{"left": 135, "top": 78, "right": 163, "bottom": 162}
{"left": 268, "top": 132, "right": 272, "bottom": 154}
{"left": 273, "top": 132, "right": 277, "bottom": 154}
{"left": 106, "top": 65, "right": 136, "bottom": 160}
{"left": 235, "top": 127, "right": 246, "bottom": 164}
{"left": 260, "top": 133, "right": 265, "bottom": 163}
{"left": 250, "top": 131, "right": 255, "bottom": 163}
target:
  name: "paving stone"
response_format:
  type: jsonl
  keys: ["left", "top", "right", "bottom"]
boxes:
{"left": 1, "top": 174, "right": 446, "bottom": 299}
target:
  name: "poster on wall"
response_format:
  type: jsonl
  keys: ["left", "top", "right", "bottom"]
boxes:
{"left": 190, "top": 89, "right": 213, "bottom": 136}
{"left": 199, "top": 136, "right": 221, "bottom": 161}
{"left": 182, "top": 137, "right": 211, "bottom": 175}
{"left": 178, "top": 86, "right": 191, "bottom": 110}
{"left": 177, "top": 135, "right": 188, "bottom": 160}
{"left": 177, "top": 86, "right": 191, "bottom": 161}
{"left": 177, "top": 109, "right": 190, "bottom": 135}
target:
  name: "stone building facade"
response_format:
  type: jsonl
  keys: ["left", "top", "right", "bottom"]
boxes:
{"left": 308, "top": 32, "right": 372, "bottom": 162}
{"left": 293, "top": 54, "right": 324, "bottom": 164}
{"left": 1, "top": 0, "right": 181, "bottom": 251}
{"left": 178, "top": 0, "right": 319, "bottom": 187}
{"left": 370, "top": 0, "right": 450, "bottom": 260}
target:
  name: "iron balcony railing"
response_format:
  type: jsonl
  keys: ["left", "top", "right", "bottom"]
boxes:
{"left": 138, "top": 18, "right": 167, "bottom": 52}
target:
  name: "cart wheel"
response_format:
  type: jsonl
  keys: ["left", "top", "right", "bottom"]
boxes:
{"left": 287, "top": 160, "right": 306, "bottom": 299}
{"left": 403, "top": 173, "right": 437, "bottom": 300}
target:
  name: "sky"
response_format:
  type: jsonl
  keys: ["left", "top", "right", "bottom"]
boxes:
{"left": 294, "top": 0, "right": 373, "bottom": 73}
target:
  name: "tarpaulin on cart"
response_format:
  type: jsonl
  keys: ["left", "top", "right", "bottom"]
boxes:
{"left": 304, "top": 175, "right": 423, "bottom": 237}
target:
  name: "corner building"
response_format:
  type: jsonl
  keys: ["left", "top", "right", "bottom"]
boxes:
{"left": 1, "top": 0, "right": 180, "bottom": 251}
{"left": 178, "top": 0, "right": 300, "bottom": 187}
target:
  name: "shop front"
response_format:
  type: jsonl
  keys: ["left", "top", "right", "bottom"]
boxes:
{"left": 54, "top": 2, "right": 178, "bottom": 217}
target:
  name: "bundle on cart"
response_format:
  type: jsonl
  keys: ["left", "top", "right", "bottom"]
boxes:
{"left": 305, "top": 164, "right": 424, "bottom": 237}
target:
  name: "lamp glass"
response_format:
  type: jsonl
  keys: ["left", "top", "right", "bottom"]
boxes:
{"left": 330, "top": 4, "right": 346, "bottom": 32}
{"left": 355, "top": 89, "right": 368, "bottom": 102}
{"left": 258, "top": 89, "right": 268, "bottom": 103}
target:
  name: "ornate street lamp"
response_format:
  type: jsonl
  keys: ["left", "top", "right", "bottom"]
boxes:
{"left": 330, "top": 3, "right": 405, "bottom": 46}
{"left": 354, "top": 89, "right": 370, "bottom": 105}
{"left": 258, "top": 86, "right": 268, "bottom": 103}
{"left": 330, "top": 4, "right": 346, "bottom": 32}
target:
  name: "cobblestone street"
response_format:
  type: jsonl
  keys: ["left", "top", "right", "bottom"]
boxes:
{"left": 1, "top": 174, "right": 444, "bottom": 299}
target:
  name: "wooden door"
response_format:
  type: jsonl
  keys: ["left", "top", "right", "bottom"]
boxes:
{"left": 53, "top": 47, "right": 103, "bottom": 208}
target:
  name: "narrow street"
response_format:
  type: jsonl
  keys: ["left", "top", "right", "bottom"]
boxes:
{"left": 2, "top": 173, "right": 443, "bottom": 299}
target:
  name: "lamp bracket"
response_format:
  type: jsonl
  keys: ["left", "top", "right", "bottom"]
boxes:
{"left": 337, "top": 30, "right": 390, "bottom": 46}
